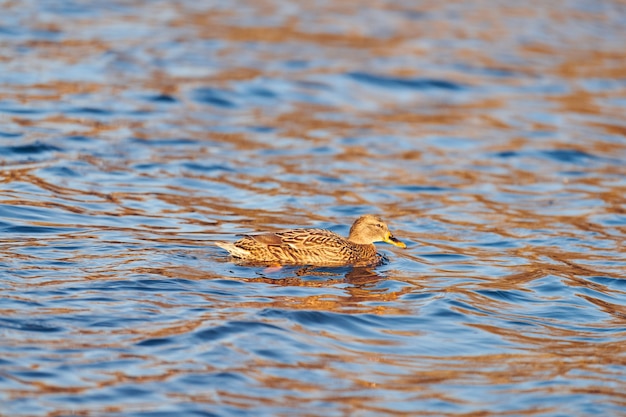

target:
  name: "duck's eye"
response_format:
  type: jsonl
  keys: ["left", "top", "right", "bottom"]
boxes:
{"left": 375, "top": 223, "right": 384, "bottom": 229}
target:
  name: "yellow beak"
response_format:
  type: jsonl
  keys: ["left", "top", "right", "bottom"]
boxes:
{"left": 384, "top": 233, "right": 406, "bottom": 248}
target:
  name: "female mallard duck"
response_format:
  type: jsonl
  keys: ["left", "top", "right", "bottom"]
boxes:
{"left": 215, "top": 214, "right": 406, "bottom": 266}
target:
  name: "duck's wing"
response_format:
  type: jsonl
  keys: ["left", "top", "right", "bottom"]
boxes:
{"left": 246, "top": 229, "right": 346, "bottom": 250}
{"left": 236, "top": 229, "right": 348, "bottom": 263}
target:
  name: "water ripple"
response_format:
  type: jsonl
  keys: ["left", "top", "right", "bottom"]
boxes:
{"left": 347, "top": 71, "right": 465, "bottom": 91}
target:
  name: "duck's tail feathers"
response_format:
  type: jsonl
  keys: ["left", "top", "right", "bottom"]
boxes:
{"left": 215, "top": 241, "right": 250, "bottom": 258}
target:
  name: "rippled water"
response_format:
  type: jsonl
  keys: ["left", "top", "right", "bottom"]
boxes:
{"left": 1, "top": 1, "right": 626, "bottom": 416}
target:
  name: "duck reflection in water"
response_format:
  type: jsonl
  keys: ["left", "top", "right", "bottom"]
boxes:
{"left": 239, "top": 265, "right": 387, "bottom": 287}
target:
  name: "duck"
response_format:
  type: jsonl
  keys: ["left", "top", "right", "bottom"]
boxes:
{"left": 215, "top": 214, "right": 406, "bottom": 266}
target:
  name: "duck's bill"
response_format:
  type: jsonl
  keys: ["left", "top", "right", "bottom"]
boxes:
{"left": 385, "top": 234, "right": 407, "bottom": 248}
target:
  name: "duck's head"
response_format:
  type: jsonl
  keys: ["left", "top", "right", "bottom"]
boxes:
{"left": 348, "top": 215, "right": 406, "bottom": 248}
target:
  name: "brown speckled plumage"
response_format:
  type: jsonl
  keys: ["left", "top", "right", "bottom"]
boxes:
{"left": 216, "top": 215, "right": 406, "bottom": 266}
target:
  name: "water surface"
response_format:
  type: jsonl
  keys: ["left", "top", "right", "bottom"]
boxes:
{"left": 1, "top": 1, "right": 625, "bottom": 416}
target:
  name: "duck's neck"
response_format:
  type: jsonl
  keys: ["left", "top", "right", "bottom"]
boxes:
{"left": 347, "top": 235, "right": 375, "bottom": 246}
